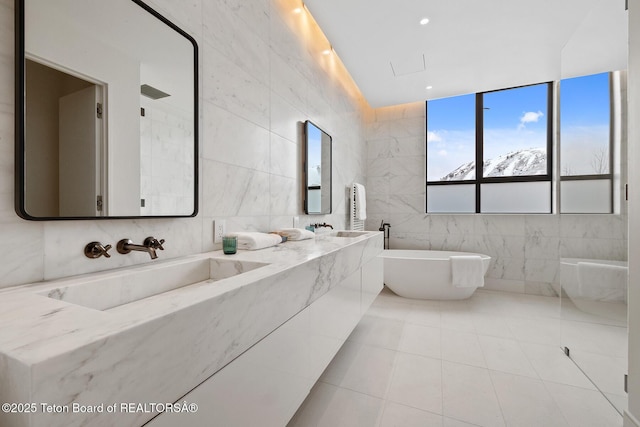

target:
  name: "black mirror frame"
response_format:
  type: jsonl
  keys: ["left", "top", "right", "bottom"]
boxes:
{"left": 303, "top": 120, "right": 332, "bottom": 215}
{"left": 14, "top": 0, "right": 199, "bottom": 220}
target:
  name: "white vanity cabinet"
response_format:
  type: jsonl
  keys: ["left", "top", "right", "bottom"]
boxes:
{"left": 147, "top": 254, "right": 383, "bottom": 427}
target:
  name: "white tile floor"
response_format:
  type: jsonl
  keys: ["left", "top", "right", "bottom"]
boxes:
{"left": 560, "top": 296, "right": 628, "bottom": 414}
{"left": 287, "top": 287, "right": 623, "bottom": 427}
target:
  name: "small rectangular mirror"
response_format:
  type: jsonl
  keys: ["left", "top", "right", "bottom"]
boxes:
{"left": 304, "top": 120, "right": 332, "bottom": 214}
{"left": 15, "top": 0, "right": 198, "bottom": 219}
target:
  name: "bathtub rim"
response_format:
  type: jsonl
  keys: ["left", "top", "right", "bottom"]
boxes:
{"left": 560, "top": 257, "right": 628, "bottom": 268}
{"left": 379, "top": 249, "right": 491, "bottom": 262}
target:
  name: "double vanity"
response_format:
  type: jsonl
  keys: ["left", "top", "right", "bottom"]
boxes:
{"left": 9, "top": 1, "right": 383, "bottom": 425}
{"left": 0, "top": 231, "right": 383, "bottom": 427}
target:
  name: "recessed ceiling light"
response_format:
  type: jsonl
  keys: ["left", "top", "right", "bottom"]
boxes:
{"left": 426, "top": 85, "right": 433, "bottom": 90}
{"left": 293, "top": 7, "right": 302, "bottom": 14}
{"left": 419, "top": 17, "right": 430, "bottom": 25}
{"left": 322, "top": 49, "right": 332, "bottom": 55}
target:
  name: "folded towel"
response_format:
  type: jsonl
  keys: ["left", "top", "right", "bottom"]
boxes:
{"left": 226, "top": 232, "right": 283, "bottom": 250}
{"left": 451, "top": 255, "right": 484, "bottom": 288}
{"left": 276, "top": 228, "right": 315, "bottom": 241}
{"left": 354, "top": 183, "right": 367, "bottom": 220}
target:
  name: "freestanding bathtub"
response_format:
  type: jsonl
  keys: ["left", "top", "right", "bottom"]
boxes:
{"left": 380, "top": 250, "right": 491, "bottom": 300}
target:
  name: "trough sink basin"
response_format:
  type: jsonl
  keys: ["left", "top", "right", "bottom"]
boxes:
{"left": 40, "top": 258, "right": 269, "bottom": 311}
{"left": 328, "top": 231, "right": 370, "bottom": 238}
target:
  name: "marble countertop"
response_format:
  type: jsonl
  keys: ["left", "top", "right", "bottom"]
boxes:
{"left": 0, "top": 231, "right": 380, "bottom": 365}
{"left": 0, "top": 230, "right": 383, "bottom": 427}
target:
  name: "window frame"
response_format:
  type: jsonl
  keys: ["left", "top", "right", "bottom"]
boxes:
{"left": 559, "top": 72, "right": 614, "bottom": 214}
{"left": 426, "top": 82, "right": 554, "bottom": 214}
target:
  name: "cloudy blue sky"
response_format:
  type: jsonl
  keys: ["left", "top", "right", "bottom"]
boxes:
{"left": 427, "top": 74, "right": 609, "bottom": 181}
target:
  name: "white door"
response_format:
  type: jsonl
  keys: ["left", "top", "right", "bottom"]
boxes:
{"left": 58, "top": 85, "right": 103, "bottom": 216}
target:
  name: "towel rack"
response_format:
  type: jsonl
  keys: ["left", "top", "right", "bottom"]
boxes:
{"left": 350, "top": 184, "right": 364, "bottom": 231}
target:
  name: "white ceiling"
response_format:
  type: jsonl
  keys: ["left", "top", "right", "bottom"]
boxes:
{"left": 304, "top": 0, "right": 628, "bottom": 108}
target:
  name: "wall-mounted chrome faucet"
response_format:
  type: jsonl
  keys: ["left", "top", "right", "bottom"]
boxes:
{"left": 116, "top": 236, "right": 165, "bottom": 260}
{"left": 311, "top": 222, "right": 334, "bottom": 229}
{"left": 84, "top": 241, "right": 112, "bottom": 259}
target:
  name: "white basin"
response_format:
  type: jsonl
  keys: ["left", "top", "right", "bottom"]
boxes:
{"left": 328, "top": 231, "right": 370, "bottom": 238}
{"left": 40, "top": 258, "right": 269, "bottom": 311}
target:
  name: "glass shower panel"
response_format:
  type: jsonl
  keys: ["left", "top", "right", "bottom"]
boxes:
{"left": 559, "top": 255, "right": 628, "bottom": 413}
{"left": 559, "top": 0, "right": 628, "bottom": 414}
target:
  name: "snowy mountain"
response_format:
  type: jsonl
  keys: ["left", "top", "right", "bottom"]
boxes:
{"left": 440, "top": 148, "right": 547, "bottom": 181}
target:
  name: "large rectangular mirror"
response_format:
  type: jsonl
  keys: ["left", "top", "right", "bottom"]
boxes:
{"left": 15, "top": 0, "right": 198, "bottom": 219}
{"left": 304, "top": 120, "right": 332, "bottom": 214}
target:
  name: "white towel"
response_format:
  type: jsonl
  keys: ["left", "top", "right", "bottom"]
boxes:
{"left": 226, "top": 232, "right": 282, "bottom": 250}
{"left": 577, "top": 262, "right": 628, "bottom": 301}
{"left": 354, "top": 183, "right": 367, "bottom": 220}
{"left": 277, "top": 228, "right": 315, "bottom": 241}
{"left": 451, "top": 255, "right": 484, "bottom": 288}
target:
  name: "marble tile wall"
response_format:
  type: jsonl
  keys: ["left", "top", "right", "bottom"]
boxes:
{"left": 0, "top": 0, "right": 369, "bottom": 289}
{"left": 365, "top": 102, "right": 628, "bottom": 296}
{"left": 140, "top": 99, "right": 195, "bottom": 216}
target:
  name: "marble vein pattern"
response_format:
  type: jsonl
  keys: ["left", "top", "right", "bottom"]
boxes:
{"left": 0, "top": 0, "right": 371, "bottom": 292}
{"left": 0, "top": 232, "right": 382, "bottom": 427}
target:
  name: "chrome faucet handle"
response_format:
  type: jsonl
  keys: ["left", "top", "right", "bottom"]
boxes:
{"left": 144, "top": 236, "right": 165, "bottom": 251}
{"left": 84, "top": 241, "right": 112, "bottom": 259}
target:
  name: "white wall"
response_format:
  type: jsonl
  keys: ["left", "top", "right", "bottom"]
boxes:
{"left": 139, "top": 97, "right": 194, "bottom": 216}
{"left": 0, "top": 0, "right": 369, "bottom": 289}
{"left": 24, "top": 61, "right": 63, "bottom": 216}
{"left": 365, "top": 102, "right": 628, "bottom": 295}
{"left": 625, "top": 1, "right": 640, "bottom": 425}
